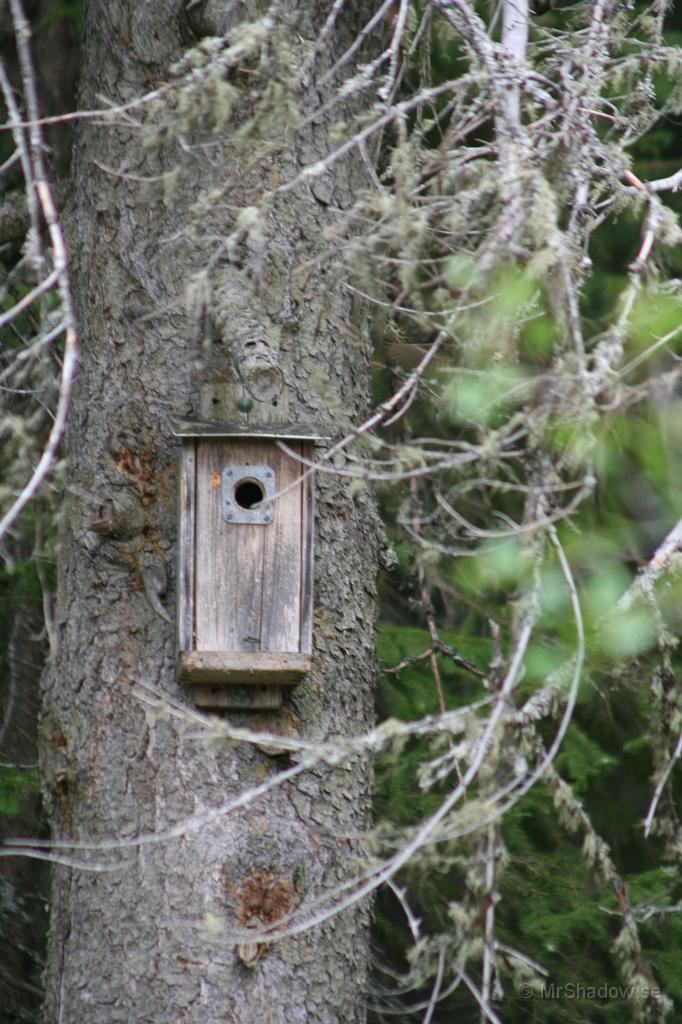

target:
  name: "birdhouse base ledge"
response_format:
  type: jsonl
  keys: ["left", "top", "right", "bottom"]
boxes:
{"left": 178, "top": 650, "right": 311, "bottom": 686}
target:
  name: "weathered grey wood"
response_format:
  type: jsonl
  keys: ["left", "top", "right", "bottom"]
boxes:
{"left": 195, "top": 439, "right": 260, "bottom": 651}
{"left": 260, "top": 441, "right": 303, "bottom": 652}
{"left": 179, "top": 436, "right": 314, "bottom": 706}
{"left": 300, "top": 442, "right": 315, "bottom": 656}
{"left": 171, "top": 418, "right": 330, "bottom": 440}
{"left": 178, "top": 651, "right": 311, "bottom": 684}
{"left": 194, "top": 438, "right": 302, "bottom": 655}
{"left": 192, "top": 684, "right": 282, "bottom": 710}
{"left": 176, "top": 441, "right": 196, "bottom": 653}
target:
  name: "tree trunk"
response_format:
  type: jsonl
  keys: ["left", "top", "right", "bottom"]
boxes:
{"left": 41, "top": 3, "right": 378, "bottom": 1021}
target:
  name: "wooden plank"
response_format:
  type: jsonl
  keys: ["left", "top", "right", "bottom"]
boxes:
{"left": 259, "top": 441, "right": 303, "bottom": 653}
{"left": 171, "top": 417, "right": 330, "bottom": 440}
{"left": 195, "top": 439, "right": 264, "bottom": 651}
{"left": 191, "top": 685, "right": 282, "bottom": 710}
{"left": 178, "top": 651, "right": 311, "bottom": 684}
{"left": 194, "top": 438, "right": 303, "bottom": 655}
{"left": 299, "top": 442, "right": 314, "bottom": 656}
{"left": 176, "top": 440, "right": 196, "bottom": 653}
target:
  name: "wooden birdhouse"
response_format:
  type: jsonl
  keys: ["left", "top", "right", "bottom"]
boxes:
{"left": 173, "top": 418, "right": 325, "bottom": 710}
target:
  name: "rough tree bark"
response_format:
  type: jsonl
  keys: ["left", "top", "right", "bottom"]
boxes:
{"left": 40, "top": 2, "right": 379, "bottom": 1021}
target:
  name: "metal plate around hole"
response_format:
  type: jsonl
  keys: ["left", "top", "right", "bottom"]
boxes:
{"left": 222, "top": 464, "right": 275, "bottom": 525}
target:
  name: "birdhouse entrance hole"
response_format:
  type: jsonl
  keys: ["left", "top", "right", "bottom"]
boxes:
{"left": 222, "top": 464, "right": 275, "bottom": 525}
{"left": 234, "top": 479, "right": 264, "bottom": 509}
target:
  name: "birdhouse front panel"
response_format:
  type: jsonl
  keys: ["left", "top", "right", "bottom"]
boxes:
{"left": 174, "top": 419, "right": 320, "bottom": 707}
{"left": 194, "top": 439, "right": 304, "bottom": 654}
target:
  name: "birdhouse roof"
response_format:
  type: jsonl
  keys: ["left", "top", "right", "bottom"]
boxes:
{"left": 171, "top": 417, "right": 330, "bottom": 441}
